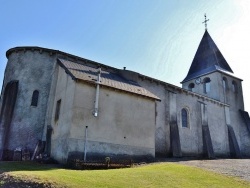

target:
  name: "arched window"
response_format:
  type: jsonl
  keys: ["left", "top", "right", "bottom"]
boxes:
{"left": 222, "top": 77, "right": 228, "bottom": 90}
{"left": 181, "top": 108, "right": 189, "bottom": 128}
{"left": 203, "top": 77, "right": 211, "bottom": 94}
{"left": 188, "top": 83, "right": 195, "bottom": 91}
{"left": 232, "top": 81, "right": 238, "bottom": 93}
{"left": 31, "top": 90, "right": 39, "bottom": 107}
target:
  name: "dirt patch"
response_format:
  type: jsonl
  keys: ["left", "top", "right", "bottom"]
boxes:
{"left": 0, "top": 173, "right": 42, "bottom": 188}
{"left": 0, "top": 173, "right": 54, "bottom": 188}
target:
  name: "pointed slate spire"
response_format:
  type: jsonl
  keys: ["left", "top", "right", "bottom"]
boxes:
{"left": 182, "top": 30, "right": 233, "bottom": 83}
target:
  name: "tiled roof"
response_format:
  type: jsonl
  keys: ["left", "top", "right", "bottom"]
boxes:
{"left": 182, "top": 30, "right": 233, "bottom": 83}
{"left": 58, "top": 58, "right": 160, "bottom": 100}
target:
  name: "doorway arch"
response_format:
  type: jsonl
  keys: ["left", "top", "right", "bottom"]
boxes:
{"left": 0, "top": 80, "right": 19, "bottom": 160}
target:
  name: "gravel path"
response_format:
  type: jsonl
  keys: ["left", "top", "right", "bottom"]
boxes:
{"left": 175, "top": 159, "right": 250, "bottom": 182}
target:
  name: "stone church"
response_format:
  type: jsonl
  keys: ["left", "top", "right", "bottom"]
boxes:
{"left": 0, "top": 29, "right": 250, "bottom": 164}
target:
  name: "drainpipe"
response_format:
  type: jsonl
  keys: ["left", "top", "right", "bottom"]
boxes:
{"left": 93, "top": 68, "right": 101, "bottom": 117}
{"left": 83, "top": 126, "right": 88, "bottom": 162}
{"left": 84, "top": 68, "right": 100, "bottom": 162}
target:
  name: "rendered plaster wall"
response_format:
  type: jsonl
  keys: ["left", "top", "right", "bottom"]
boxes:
{"left": 68, "top": 82, "right": 155, "bottom": 161}
{"left": 182, "top": 72, "right": 224, "bottom": 102}
{"left": 182, "top": 71, "right": 250, "bottom": 156}
{"left": 182, "top": 71, "right": 244, "bottom": 111}
{"left": 219, "top": 74, "right": 250, "bottom": 156}
{"left": 175, "top": 92, "right": 203, "bottom": 156}
{"left": 239, "top": 118, "right": 250, "bottom": 156}
{"left": 138, "top": 74, "right": 231, "bottom": 157}
{"left": 117, "top": 68, "right": 250, "bottom": 158}
{"left": 138, "top": 75, "right": 206, "bottom": 157}
{"left": 50, "top": 69, "right": 156, "bottom": 163}
{"left": 49, "top": 66, "right": 75, "bottom": 163}
{"left": 0, "top": 50, "right": 56, "bottom": 153}
{"left": 47, "top": 62, "right": 248, "bottom": 161}
{"left": 137, "top": 77, "right": 170, "bottom": 157}
{"left": 175, "top": 91, "right": 229, "bottom": 157}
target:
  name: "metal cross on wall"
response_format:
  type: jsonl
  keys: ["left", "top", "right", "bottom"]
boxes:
{"left": 202, "top": 14, "right": 209, "bottom": 30}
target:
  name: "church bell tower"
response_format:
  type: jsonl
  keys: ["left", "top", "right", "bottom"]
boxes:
{"left": 181, "top": 16, "right": 244, "bottom": 110}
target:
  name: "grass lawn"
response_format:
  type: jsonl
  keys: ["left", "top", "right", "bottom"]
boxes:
{"left": 0, "top": 161, "right": 249, "bottom": 188}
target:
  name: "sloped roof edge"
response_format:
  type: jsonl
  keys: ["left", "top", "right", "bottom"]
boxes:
{"left": 57, "top": 58, "right": 161, "bottom": 101}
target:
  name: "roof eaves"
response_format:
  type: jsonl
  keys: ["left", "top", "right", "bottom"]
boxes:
{"left": 181, "top": 66, "right": 243, "bottom": 83}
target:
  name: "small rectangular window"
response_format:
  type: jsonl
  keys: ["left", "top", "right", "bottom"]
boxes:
{"left": 205, "top": 82, "right": 210, "bottom": 93}
{"left": 31, "top": 90, "right": 39, "bottom": 107}
{"left": 55, "top": 99, "right": 61, "bottom": 121}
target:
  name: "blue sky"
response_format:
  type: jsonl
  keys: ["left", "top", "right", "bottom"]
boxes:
{"left": 0, "top": 0, "right": 249, "bottom": 110}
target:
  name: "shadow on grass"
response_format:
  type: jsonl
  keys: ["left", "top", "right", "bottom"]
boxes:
{"left": 0, "top": 157, "right": 242, "bottom": 173}
{"left": 0, "top": 161, "right": 62, "bottom": 173}
{"left": 0, "top": 157, "right": 208, "bottom": 173}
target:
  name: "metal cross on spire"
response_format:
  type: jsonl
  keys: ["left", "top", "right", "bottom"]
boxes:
{"left": 202, "top": 13, "right": 209, "bottom": 30}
